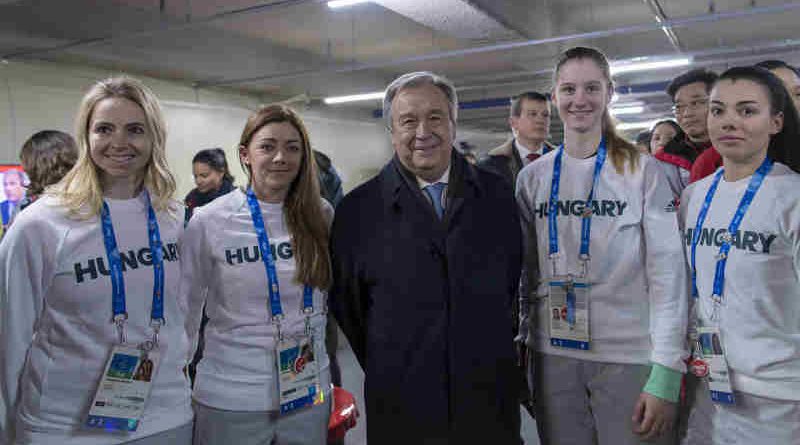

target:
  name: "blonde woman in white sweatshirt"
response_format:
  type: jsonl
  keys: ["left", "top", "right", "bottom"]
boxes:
{"left": 0, "top": 77, "right": 192, "bottom": 444}
{"left": 679, "top": 66, "right": 800, "bottom": 445}
{"left": 515, "top": 47, "right": 688, "bottom": 445}
{"left": 183, "top": 104, "right": 332, "bottom": 445}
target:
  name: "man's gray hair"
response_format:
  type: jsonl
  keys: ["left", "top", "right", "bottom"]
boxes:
{"left": 382, "top": 71, "right": 458, "bottom": 130}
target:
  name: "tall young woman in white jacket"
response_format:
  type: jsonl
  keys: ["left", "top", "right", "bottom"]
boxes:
{"left": 0, "top": 77, "right": 192, "bottom": 444}
{"left": 183, "top": 104, "right": 332, "bottom": 445}
{"left": 515, "top": 47, "right": 688, "bottom": 445}
{"left": 679, "top": 66, "right": 800, "bottom": 445}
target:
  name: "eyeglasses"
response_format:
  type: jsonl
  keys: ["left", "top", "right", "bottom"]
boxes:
{"left": 672, "top": 98, "right": 709, "bottom": 115}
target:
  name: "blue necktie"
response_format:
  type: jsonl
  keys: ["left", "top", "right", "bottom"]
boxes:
{"left": 424, "top": 182, "right": 446, "bottom": 219}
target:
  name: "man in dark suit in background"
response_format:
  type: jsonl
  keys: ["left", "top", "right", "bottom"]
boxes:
{"left": 329, "top": 71, "right": 523, "bottom": 444}
{"left": 1, "top": 170, "right": 25, "bottom": 229}
{"left": 479, "top": 92, "right": 553, "bottom": 414}
{"left": 479, "top": 91, "right": 554, "bottom": 191}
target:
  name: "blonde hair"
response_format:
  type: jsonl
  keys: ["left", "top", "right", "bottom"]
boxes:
{"left": 55, "top": 76, "right": 176, "bottom": 218}
{"left": 553, "top": 47, "right": 639, "bottom": 174}
{"left": 238, "top": 104, "right": 331, "bottom": 290}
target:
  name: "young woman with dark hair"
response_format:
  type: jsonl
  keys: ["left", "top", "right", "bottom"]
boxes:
{"left": 650, "top": 120, "right": 690, "bottom": 198}
{"left": 679, "top": 66, "right": 800, "bottom": 444}
{"left": 184, "top": 147, "right": 235, "bottom": 220}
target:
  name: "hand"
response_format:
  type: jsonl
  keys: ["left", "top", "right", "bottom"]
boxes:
{"left": 631, "top": 392, "right": 676, "bottom": 441}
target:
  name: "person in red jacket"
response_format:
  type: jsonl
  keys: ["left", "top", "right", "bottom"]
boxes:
{"left": 660, "top": 69, "right": 722, "bottom": 185}
{"left": 689, "top": 145, "right": 722, "bottom": 183}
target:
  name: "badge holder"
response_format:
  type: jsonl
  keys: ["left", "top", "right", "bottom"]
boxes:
{"left": 548, "top": 255, "right": 591, "bottom": 351}
{"left": 275, "top": 313, "right": 324, "bottom": 415}
{"left": 85, "top": 317, "right": 162, "bottom": 432}
{"left": 692, "top": 322, "right": 735, "bottom": 405}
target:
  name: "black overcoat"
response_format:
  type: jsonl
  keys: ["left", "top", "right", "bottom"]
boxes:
{"left": 330, "top": 150, "right": 523, "bottom": 444}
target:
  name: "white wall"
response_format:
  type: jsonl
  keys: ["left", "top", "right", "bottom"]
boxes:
{"left": 1, "top": 59, "right": 505, "bottom": 198}
{"left": 0, "top": 59, "right": 394, "bottom": 198}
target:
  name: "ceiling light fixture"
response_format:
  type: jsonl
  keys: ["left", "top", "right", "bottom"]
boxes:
{"left": 616, "top": 119, "right": 660, "bottom": 131}
{"left": 610, "top": 57, "right": 691, "bottom": 75}
{"left": 324, "top": 91, "right": 384, "bottom": 104}
{"left": 610, "top": 105, "right": 645, "bottom": 116}
{"left": 328, "top": 0, "right": 370, "bottom": 8}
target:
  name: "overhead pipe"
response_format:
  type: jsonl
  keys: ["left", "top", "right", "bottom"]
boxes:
{"left": 197, "top": 1, "right": 800, "bottom": 87}
{"left": 1, "top": 0, "right": 319, "bottom": 60}
{"left": 455, "top": 36, "right": 800, "bottom": 96}
{"left": 644, "top": 0, "right": 682, "bottom": 52}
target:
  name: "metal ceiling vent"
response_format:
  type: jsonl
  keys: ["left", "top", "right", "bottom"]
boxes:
{"left": 375, "top": 0, "right": 521, "bottom": 41}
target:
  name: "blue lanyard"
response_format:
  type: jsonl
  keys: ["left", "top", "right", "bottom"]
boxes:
{"left": 690, "top": 157, "right": 773, "bottom": 302}
{"left": 101, "top": 191, "right": 165, "bottom": 337}
{"left": 548, "top": 138, "right": 607, "bottom": 261}
{"left": 245, "top": 189, "right": 313, "bottom": 323}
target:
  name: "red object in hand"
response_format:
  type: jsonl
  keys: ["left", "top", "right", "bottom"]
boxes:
{"left": 293, "top": 357, "right": 307, "bottom": 373}
{"left": 690, "top": 358, "right": 709, "bottom": 378}
{"left": 328, "top": 386, "right": 359, "bottom": 443}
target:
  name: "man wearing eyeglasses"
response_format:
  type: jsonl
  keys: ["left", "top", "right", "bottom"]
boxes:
{"left": 663, "top": 69, "right": 722, "bottom": 183}
{"left": 664, "top": 67, "right": 720, "bottom": 445}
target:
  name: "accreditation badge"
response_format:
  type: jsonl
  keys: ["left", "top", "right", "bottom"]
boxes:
{"left": 548, "top": 277, "right": 590, "bottom": 350}
{"left": 85, "top": 344, "right": 161, "bottom": 432}
{"left": 695, "top": 326, "right": 735, "bottom": 405}
{"left": 276, "top": 335, "right": 324, "bottom": 415}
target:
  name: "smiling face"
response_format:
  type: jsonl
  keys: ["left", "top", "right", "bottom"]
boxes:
{"left": 193, "top": 161, "right": 224, "bottom": 193}
{"left": 390, "top": 83, "right": 455, "bottom": 182}
{"left": 708, "top": 78, "right": 783, "bottom": 165}
{"left": 88, "top": 97, "right": 152, "bottom": 188}
{"left": 239, "top": 121, "right": 303, "bottom": 201}
{"left": 553, "top": 58, "right": 612, "bottom": 135}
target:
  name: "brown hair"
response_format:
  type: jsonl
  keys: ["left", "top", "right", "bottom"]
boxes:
{"left": 19, "top": 130, "right": 79, "bottom": 196}
{"left": 510, "top": 91, "right": 550, "bottom": 118}
{"left": 238, "top": 104, "right": 331, "bottom": 289}
{"left": 553, "top": 47, "right": 639, "bottom": 174}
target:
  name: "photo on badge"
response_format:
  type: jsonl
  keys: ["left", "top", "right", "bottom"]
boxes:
{"left": 279, "top": 340, "right": 316, "bottom": 381}
{"left": 133, "top": 351, "right": 154, "bottom": 382}
{"left": 107, "top": 353, "right": 140, "bottom": 380}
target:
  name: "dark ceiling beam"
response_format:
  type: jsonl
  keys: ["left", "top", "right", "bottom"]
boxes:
{"left": 1, "top": 0, "right": 319, "bottom": 60}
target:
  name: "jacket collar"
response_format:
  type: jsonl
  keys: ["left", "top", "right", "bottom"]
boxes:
{"left": 381, "top": 149, "right": 483, "bottom": 213}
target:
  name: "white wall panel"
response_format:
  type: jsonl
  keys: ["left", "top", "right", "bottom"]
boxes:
{"left": 0, "top": 59, "right": 503, "bottom": 200}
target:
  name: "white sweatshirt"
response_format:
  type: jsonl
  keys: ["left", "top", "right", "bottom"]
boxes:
{"left": 0, "top": 194, "right": 192, "bottom": 445}
{"left": 516, "top": 150, "right": 689, "bottom": 372}
{"left": 656, "top": 160, "right": 690, "bottom": 199}
{"left": 679, "top": 163, "right": 800, "bottom": 401}
{"left": 182, "top": 189, "right": 332, "bottom": 411}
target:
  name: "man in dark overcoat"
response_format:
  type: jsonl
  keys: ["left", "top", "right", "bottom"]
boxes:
{"left": 329, "top": 71, "right": 523, "bottom": 444}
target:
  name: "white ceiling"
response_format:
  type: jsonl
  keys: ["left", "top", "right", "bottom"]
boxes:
{"left": 3, "top": 0, "right": 800, "bottom": 139}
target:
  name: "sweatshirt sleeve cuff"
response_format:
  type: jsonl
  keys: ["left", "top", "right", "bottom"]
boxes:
{"left": 643, "top": 363, "right": 683, "bottom": 403}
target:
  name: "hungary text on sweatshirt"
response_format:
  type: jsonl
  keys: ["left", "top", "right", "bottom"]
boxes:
{"left": 679, "top": 163, "right": 800, "bottom": 401}
{"left": 182, "top": 189, "right": 332, "bottom": 411}
{"left": 516, "top": 150, "right": 689, "bottom": 372}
